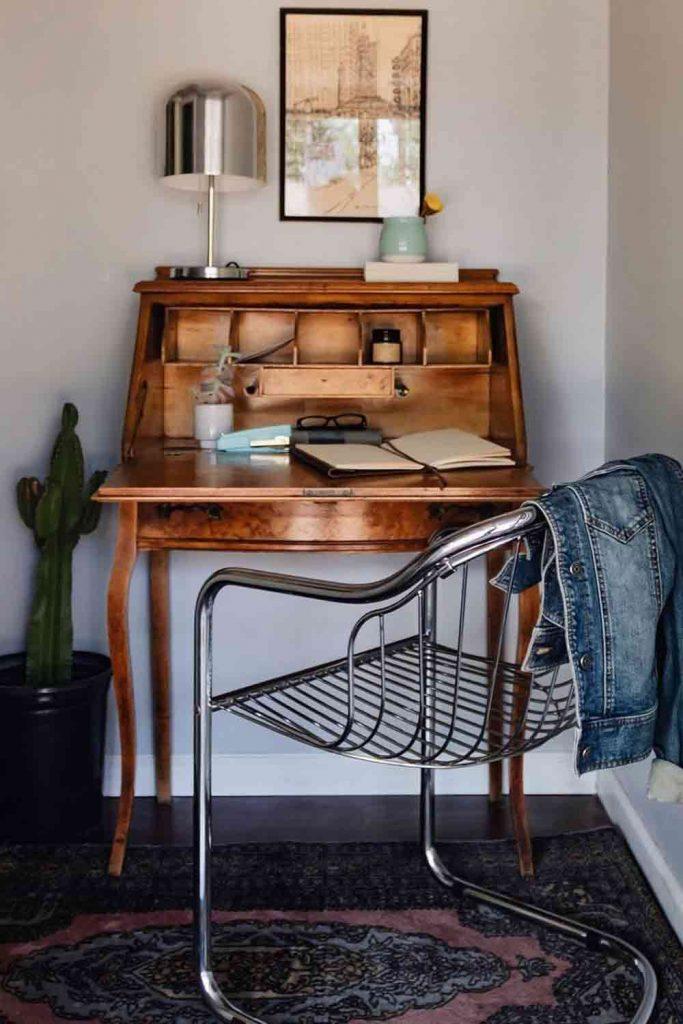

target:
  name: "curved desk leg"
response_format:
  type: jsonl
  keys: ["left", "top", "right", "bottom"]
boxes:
{"left": 510, "top": 583, "right": 540, "bottom": 879}
{"left": 149, "top": 550, "right": 172, "bottom": 805}
{"left": 486, "top": 547, "right": 507, "bottom": 805}
{"left": 107, "top": 502, "right": 138, "bottom": 877}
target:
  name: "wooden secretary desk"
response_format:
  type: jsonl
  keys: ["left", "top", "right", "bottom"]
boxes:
{"left": 96, "top": 267, "right": 541, "bottom": 877}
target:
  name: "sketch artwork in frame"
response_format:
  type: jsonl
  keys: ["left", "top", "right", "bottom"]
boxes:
{"left": 280, "top": 8, "right": 427, "bottom": 222}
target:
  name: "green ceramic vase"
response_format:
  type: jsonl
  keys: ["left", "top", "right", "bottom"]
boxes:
{"left": 379, "top": 216, "right": 428, "bottom": 263}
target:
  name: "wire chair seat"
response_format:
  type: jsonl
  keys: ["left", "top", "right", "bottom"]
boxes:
{"left": 214, "top": 637, "right": 576, "bottom": 767}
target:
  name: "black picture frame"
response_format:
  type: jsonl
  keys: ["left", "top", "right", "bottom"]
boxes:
{"left": 280, "top": 7, "right": 428, "bottom": 223}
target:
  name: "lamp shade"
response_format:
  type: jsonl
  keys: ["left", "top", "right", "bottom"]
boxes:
{"left": 164, "top": 83, "right": 266, "bottom": 192}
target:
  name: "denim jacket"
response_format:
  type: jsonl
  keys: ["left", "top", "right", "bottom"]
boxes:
{"left": 493, "top": 454, "right": 683, "bottom": 802}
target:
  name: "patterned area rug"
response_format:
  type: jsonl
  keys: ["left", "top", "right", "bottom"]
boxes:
{"left": 0, "top": 829, "right": 680, "bottom": 1023}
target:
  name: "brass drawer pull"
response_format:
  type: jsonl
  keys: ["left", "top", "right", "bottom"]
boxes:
{"left": 428, "top": 503, "right": 477, "bottom": 523}
{"left": 157, "top": 503, "right": 223, "bottom": 521}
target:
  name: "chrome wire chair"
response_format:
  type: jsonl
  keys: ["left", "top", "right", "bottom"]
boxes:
{"left": 194, "top": 507, "right": 657, "bottom": 1024}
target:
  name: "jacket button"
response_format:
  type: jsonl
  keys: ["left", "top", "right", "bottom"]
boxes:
{"left": 581, "top": 746, "right": 591, "bottom": 759}
{"left": 579, "top": 653, "right": 593, "bottom": 670}
{"left": 569, "top": 560, "right": 584, "bottom": 578}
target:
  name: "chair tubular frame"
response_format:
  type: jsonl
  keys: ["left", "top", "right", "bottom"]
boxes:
{"left": 194, "top": 507, "right": 657, "bottom": 1023}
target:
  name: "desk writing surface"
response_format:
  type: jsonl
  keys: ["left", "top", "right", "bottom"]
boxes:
{"left": 97, "top": 442, "right": 541, "bottom": 503}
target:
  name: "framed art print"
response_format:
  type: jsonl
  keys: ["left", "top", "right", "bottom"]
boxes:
{"left": 280, "top": 8, "right": 427, "bottom": 222}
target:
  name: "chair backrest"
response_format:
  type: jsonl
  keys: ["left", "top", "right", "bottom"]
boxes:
{"left": 330, "top": 504, "right": 574, "bottom": 767}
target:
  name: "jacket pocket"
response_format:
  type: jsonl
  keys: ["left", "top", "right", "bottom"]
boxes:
{"left": 577, "top": 474, "right": 654, "bottom": 544}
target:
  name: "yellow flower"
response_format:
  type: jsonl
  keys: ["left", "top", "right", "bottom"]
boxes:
{"left": 421, "top": 192, "right": 444, "bottom": 217}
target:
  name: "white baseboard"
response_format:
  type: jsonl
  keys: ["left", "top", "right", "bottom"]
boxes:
{"left": 103, "top": 750, "right": 595, "bottom": 798}
{"left": 597, "top": 769, "right": 683, "bottom": 943}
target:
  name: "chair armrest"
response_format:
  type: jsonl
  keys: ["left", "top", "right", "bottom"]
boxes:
{"left": 197, "top": 563, "right": 422, "bottom": 608}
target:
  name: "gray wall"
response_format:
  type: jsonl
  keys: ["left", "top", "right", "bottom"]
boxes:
{"left": 602, "top": 0, "right": 683, "bottom": 937}
{"left": 0, "top": 0, "right": 608, "bottom": 789}
{"left": 606, "top": 0, "right": 683, "bottom": 459}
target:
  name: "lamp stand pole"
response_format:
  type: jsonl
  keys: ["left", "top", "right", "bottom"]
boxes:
{"left": 206, "top": 174, "right": 215, "bottom": 269}
{"left": 168, "top": 171, "right": 248, "bottom": 280}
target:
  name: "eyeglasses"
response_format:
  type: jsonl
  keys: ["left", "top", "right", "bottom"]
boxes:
{"left": 296, "top": 413, "right": 368, "bottom": 430}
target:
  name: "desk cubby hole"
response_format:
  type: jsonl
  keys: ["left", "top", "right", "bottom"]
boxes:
{"left": 422, "top": 309, "right": 491, "bottom": 365}
{"left": 360, "top": 311, "right": 421, "bottom": 364}
{"left": 163, "top": 308, "right": 233, "bottom": 363}
{"left": 235, "top": 310, "right": 296, "bottom": 363}
{"left": 296, "top": 311, "right": 361, "bottom": 365}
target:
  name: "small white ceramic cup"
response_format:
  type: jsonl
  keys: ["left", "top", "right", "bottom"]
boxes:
{"left": 194, "top": 403, "right": 234, "bottom": 448}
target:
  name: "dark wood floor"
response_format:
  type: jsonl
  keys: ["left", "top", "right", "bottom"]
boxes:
{"left": 99, "top": 795, "right": 609, "bottom": 847}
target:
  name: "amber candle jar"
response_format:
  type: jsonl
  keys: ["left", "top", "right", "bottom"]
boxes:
{"left": 371, "top": 328, "right": 402, "bottom": 364}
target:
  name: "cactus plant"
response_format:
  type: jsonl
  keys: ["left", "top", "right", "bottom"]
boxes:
{"left": 16, "top": 403, "right": 106, "bottom": 687}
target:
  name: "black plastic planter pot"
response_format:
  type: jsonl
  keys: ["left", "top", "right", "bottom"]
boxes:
{"left": 0, "top": 652, "right": 111, "bottom": 840}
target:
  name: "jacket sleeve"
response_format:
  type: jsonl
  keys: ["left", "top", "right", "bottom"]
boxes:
{"left": 489, "top": 508, "right": 569, "bottom": 671}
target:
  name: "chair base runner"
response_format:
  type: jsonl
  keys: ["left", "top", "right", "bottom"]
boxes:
{"left": 193, "top": 761, "right": 657, "bottom": 1023}
{"left": 419, "top": 769, "right": 657, "bottom": 1024}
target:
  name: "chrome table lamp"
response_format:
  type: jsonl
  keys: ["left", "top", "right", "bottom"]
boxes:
{"left": 163, "top": 84, "right": 266, "bottom": 280}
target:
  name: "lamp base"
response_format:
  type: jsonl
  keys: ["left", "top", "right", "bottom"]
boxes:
{"left": 168, "top": 265, "right": 249, "bottom": 280}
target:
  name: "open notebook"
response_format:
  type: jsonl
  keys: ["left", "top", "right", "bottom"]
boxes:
{"left": 293, "top": 428, "right": 514, "bottom": 478}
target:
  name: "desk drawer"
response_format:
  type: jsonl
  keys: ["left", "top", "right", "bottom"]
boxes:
{"left": 137, "top": 500, "right": 477, "bottom": 551}
{"left": 259, "top": 366, "right": 394, "bottom": 398}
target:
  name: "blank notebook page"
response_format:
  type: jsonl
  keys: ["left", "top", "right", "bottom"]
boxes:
{"left": 389, "top": 428, "right": 512, "bottom": 468}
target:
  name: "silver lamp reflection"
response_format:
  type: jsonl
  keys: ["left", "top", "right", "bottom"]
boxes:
{"left": 163, "top": 84, "right": 266, "bottom": 280}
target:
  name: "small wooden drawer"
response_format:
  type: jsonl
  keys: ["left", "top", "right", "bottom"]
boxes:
{"left": 137, "top": 500, "right": 477, "bottom": 551}
{"left": 259, "top": 366, "right": 394, "bottom": 398}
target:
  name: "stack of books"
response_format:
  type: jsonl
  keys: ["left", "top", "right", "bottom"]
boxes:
{"left": 364, "top": 262, "right": 460, "bottom": 283}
